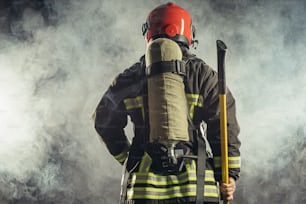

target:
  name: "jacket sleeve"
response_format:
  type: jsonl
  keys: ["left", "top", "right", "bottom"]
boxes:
{"left": 94, "top": 86, "right": 130, "bottom": 165}
{"left": 200, "top": 63, "right": 241, "bottom": 181}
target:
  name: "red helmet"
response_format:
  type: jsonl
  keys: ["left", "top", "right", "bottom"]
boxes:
{"left": 142, "top": 2, "right": 195, "bottom": 47}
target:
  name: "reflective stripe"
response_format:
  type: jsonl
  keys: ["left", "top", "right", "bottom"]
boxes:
{"left": 127, "top": 154, "right": 218, "bottom": 200}
{"left": 186, "top": 94, "right": 204, "bottom": 107}
{"left": 186, "top": 94, "right": 203, "bottom": 119}
{"left": 130, "top": 170, "right": 216, "bottom": 186}
{"left": 123, "top": 96, "right": 145, "bottom": 119}
{"left": 213, "top": 156, "right": 241, "bottom": 168}
{"left": 180, "top": 18, "right": 185, "bottom": 35}
{"left": 114, "top": 150, "right": 128, "bottom": 163}
{"left": 127, "top": 184, "right": 219, "bottom": 200}
{"left": 138, "top": 152, "right": 152, "bottom": 173}
{"left": 123, "top": 94, "right": 203, "bottom": 120}
{"left": 189, "top": 159, "right": 196, "bottom": 171}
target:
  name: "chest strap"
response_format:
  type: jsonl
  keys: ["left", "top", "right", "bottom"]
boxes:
{"left": 146, "top": 60, "right": 186, "bottom": 77}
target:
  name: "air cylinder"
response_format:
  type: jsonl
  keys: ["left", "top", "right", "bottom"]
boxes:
{"left": 145, "top": 38, "right": 189, "bottom": 145}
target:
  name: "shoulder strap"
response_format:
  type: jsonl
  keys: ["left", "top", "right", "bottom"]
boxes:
{"left": 196, "top": 122, "right": 207, "bottom": 204}
{"left": 187, "top": 114, "right": 206, "bottom": 204}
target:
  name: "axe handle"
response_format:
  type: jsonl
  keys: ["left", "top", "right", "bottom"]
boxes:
{"left": 217, "top": 40, "right": 229, "bottom": 204}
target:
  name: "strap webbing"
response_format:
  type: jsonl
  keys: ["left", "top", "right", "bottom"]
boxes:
{"left": 187, "top": 113, "right": 207, "bottom": 204}
{"left": 146, "top": 60, "right": 186, "bottom": 77}
{"left": 196, "top": 133, "right": 206, "bottom": 204}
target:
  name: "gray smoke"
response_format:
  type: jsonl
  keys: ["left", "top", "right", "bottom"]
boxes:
{"left": 0, "top": 0, "right": 305, "bottom": 203}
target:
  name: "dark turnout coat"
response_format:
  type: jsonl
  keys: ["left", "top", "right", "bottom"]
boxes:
{"left": 94, "top": 47, "right": 241, "bottom": 204}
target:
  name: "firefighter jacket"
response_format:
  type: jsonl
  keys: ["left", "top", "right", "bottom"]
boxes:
{"left": 94, "top": 47, "right": 241, "bottom": 204}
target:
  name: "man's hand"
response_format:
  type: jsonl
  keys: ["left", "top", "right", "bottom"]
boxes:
{"left": 220, "top": 177, "right": 236, "bottom": 201}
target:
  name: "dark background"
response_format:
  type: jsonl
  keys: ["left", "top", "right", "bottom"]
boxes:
{"left": 0, "top": 0, "right": 305, "bottom": 203}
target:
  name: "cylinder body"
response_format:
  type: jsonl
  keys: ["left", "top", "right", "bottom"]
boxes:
{"left": 146, "top": 38, "right": 189, "bottom": 144}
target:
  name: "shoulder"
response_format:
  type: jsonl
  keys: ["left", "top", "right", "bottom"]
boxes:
{"left": 110, "top": 56, "right": 145, "bottom": 89}
{"left": 184, "top": 53, "right": 215, "bottom": 77}
{"left": 183, "top": 51, "right": 218, "bottom": 94}
{"left": 181, "top": 47, "right": 210, "bottom": 71}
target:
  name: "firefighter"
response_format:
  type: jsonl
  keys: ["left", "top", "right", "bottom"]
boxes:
{"left": 94, "top": 2, "right": 240, "bottom": 204}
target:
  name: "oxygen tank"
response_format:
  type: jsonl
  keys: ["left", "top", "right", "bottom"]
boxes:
{"left": 145, "top": 38, "right": 189, "bottom": 149}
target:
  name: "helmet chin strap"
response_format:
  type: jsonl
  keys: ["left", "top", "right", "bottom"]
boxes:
{"left": 142, "top": 22, "right": 149, "bottom": 36}
{"left": 191, "top": 39, "right": 199, "bottom": 49}
{"left": 190, "top": 24, "right": 198, "bottom": 49}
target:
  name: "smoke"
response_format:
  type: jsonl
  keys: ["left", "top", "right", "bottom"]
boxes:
{"left": 0, "top": 0, "right": 305, "bottom": 203}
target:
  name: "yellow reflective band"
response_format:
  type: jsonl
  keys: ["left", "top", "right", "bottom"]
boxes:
{"left": 123, "top": 96, "right": 145, "bottom": 119}
{"left": 186, "top": 94, "right": 204, "bottom": 107}
{"left": 130, "top": 169, "right": 215, "bottom": 186}
{"left": 127, "top": 184, "right": 219, "bottom": 200}
{"left": 128, "top": 154, "right": 219, "bottom": 200}
{"left": 131, "top": 173, "right": 195, "bottom": 186}
{"left": 189, "top": 105, "right": 195, "bottom": 119}
{"left": 124, "top": 96, "right": 143, "bottom": 109}
{"left": 138, "top": 152, "right": 152, "bottom": 173}
{"left": 186, "top": 94, "right": 203, "bottom": 119}
{"left": 114, "top": 150, "right": 128, "bottom": 163}
{"left": 135, "top": 154, "right": 215, "bottom": 186}
{"left": 189, "top": 159, "right": 196, "bottom": 170}
{"left": 214, "top": 156, "right": 241, "bottom": 168}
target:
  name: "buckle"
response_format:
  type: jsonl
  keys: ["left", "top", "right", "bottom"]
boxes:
{"left": 175, "top": 60, "right": 186, "bottom": 76}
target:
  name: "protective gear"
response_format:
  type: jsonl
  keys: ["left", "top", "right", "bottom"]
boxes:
{"left": 142, "top": 2, "right": 196, "bottom": 47}
{"left": 94, "top": 46, "right": 241, "bottom": 203}
{"left": 146, "top": 38, "right": 189, "bottom": 164}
